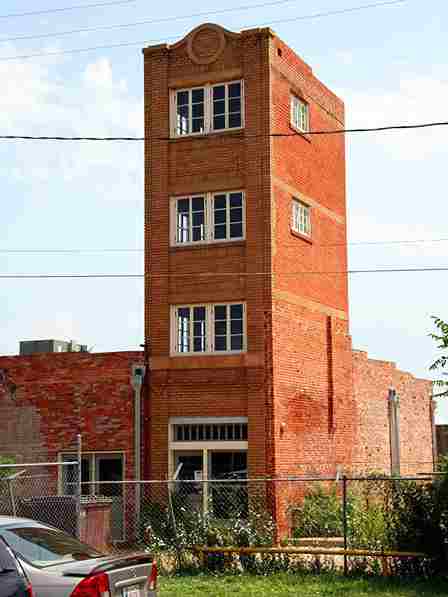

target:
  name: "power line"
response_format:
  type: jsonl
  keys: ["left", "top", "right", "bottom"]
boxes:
{"left": 0, "top": 0, "right": 405, "bottom": 45}
{"left": 1, "top": 267, "right": 448, "bottom": 279}
{"left": 0, "top": 0, "right": 302, "bottom": 44}
{"left": 0, "top": 0, "right": 139, "bottom": 20}
{"left": 2, "top": 237, "right": 448, "bottom": 254}
{"left": 1, "top": 120, "right": 448, "bottom": 141}
{"left": 0, "top": 0, "right": 408, "bottom": 61}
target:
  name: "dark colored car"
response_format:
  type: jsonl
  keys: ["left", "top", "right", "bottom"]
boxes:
{"left": 0, "top": 516, "right": 158, "bottom": 597}
{"left": 0, "top": 535, "right": 33, "bottom": 597}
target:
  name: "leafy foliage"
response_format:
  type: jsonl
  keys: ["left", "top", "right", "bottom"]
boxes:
{"left": 0, "top": 455, "right": 16, "bottom": 480}
{"left": 292, "top": 483, "right": 343, "bottom": 538}
{"left": 429, "top": 316, "right": 448, "bottom": 396}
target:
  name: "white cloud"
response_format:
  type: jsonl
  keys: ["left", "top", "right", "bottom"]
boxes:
{"left": 340, "top": 73, "right": 448, "bottom": 160}
{"left": 0, "top": 50, "right": 143, "bottom": 200}
{"left": 83, "top": 58, "right": 113, "bottom": 89}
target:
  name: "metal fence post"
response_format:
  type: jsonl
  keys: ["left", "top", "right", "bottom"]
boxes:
{"left": 168, "top": 480, "right": 183, "bottom": 570}
{"left": 76, "top": 434, "right": 82, "bottom": 540}
{"left": 342, "top": 475, "right": 348, "bottom": 576}
{"left": 7, "top": 478, "right": 17, "bottom": 517}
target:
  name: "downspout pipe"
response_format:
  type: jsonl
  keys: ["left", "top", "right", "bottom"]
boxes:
{"left": 131, "top": 364, "right": 146, "bottom": 528}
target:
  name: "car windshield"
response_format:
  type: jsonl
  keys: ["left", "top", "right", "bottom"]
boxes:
{"left": 0, "top": 526, "right": 102, "bottom": 568}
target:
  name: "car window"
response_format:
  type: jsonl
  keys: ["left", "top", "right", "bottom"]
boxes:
{"left": 0, "top": 537, "right": 19, "bottom": 572}
{"left": 0, "top": 526, "right": 102, "bottom": 568}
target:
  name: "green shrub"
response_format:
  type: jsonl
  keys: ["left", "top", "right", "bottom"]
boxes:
{"left": 292, "top": 483, "right": 343, "bottom": 538}
{"left": 0, "top": 456, "right": 15, "bottom": 480}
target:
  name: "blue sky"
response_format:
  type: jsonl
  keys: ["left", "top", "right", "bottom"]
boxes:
{"left": 1, "top": 0, "right": 447, "bottom": 420}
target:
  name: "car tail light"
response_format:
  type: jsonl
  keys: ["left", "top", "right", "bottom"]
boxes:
{"left": 70, "top": 572, "right": 111, "bottom": 597}
{"left": 148, "top": 560, "right": 158, "bottom": 590}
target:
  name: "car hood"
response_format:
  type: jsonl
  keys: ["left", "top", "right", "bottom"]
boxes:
{"left": 43, "top": 552, "right": 154, "bottom": 578}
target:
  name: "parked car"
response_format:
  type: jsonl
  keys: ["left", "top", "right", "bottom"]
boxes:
{"left": 0, "top": 516, "right": 158, "bottom": 597}
{"left": 0, "top": 535, "right": 33, "bottom": 597}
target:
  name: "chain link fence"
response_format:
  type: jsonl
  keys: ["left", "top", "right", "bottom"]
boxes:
{"left": 0, "top": 460, "right": 80, "bottom": 537}
{"left": 1, "top": 465, "right": 445, "bottom": 575}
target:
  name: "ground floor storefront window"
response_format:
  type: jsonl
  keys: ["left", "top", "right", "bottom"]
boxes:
{"left": 169, "top": 417, "right": 248, "bottom": 519}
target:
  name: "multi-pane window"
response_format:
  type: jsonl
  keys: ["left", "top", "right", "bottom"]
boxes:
{"left": 175, "top": 196, "right": 206, "bottom": 243}
{"left": 176, "top": 306, "right": 207, "bottom": 353}
{"left": 212, "top": 82, "right": 242, "bottom": 131}
{"left": 213, "top": 192, "right": 244, "bottom": 241}
{"left": 172, "top": 303, "right": 246, "bottom": 355}
{"left": 291, "top": 198, "right": 311, "bottom": 237}
{"left": 173, "top": 422, "right": 248, "bottom": 442}
{"left": 290, "top": 95, "right": 309, "bottom": 132}
{"left": 214, "top": 304, "right": 244, "bottom": 352}
{"left": 172, "top": 192, "right": 244, "bottom": 245}
{"left": 176, "top": 88, "right": 205, "bottom": 135}
{"left": 172, "top": 81, "right": 244, "bottom": 137}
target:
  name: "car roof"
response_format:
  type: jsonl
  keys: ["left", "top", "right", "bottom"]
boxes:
{"left": 0, "top": 515, "right": 43, "bottom": 528}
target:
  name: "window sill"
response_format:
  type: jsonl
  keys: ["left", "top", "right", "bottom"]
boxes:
{"left": 169, "top": 350, "right": 246, "bottom": 358}
{"left": 169, "top": 240, "right": 246, "bottom": 251}
{"left": 290, "top": 228, "right": 313, "bottom": 244}
{"left": 170, "top": 128, "right": 245, "bottom": 142}
{"left": 289, "top": 123, "right": 311, "bottom": 143}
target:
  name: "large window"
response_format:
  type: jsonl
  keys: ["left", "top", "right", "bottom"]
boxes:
{"left": 172, "top": 81, "right": 244, "bottom": 137}
{"left": 169, "top": 417, "right": 248, "bottom": 518}
{"left": 290, "top": 95, "right": 309, "bottom": 133}
{"left": 171, "top": 191, "right": 244, "bottom": 246}
{"left": 291, "top": 198, "right": 311, "bottom": 237}
{"left": 175, "top": 87, "right": 205, "bottom": 136}
{"left": 212, "top": 81, "right": 243, "bottom": 131}
{"left": 172, "top": 303, "right": 246, "bottom": 355}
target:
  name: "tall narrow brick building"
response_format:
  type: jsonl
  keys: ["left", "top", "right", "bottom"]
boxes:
{"left": 143, "top": 23, "right": 356, "bottom": 484}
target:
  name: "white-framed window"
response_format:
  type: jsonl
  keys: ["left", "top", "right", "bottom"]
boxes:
{"left": 169, "top": 417, "right": 248, "bottom": 518}
{"left": 290, "top": 94, "right": 309, "bottom": 132}
{"left": 171, "top": 80, "right": 244, "bottom": 137}
{"left": 211, "top": 81, "right": 243, "bottom": 131}
{"left": 175, "top": 87, "right": 206, "bottom": 136}
{"left": 171, "top": 191, "right": 245, "bottom": 246}
{"left": 171, "top": 302, "right": 246, "bottom": 355}
{"left": 291, "top": 198, "right": 311, "bottom": 237}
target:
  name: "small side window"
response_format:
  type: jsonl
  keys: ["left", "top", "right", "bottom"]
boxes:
{"left": 290, "top": 95, "right": 309, "bottom": 133}
{"left": 291, "top": 198, "right": 311, "bottom": 237}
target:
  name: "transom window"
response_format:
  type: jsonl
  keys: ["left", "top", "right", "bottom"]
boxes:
{"left": 292, "top": 198, "right": 311, "bottom": 237}
{"left": 172, "top": 303, "right": 246, "bottom": 355}
{"left": 171, "top": 191, "right": 245, "bottom": 246}
{"left": 291, "top": 95, "right": 309, "bottom": 133}
{"left": 173, "top": 422, "right": 248, "bottom": 442}
{"left": 172, "top": 81, "right": 244, "bottom": 137}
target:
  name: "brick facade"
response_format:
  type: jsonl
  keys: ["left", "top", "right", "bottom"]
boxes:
{"left": 0, "top": 351, "right": 143, "bottom": 478}
{"left": 352, "top": 351, "right": 434, "bottom": 475}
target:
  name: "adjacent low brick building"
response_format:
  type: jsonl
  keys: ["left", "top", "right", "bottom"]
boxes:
{"left": 0, "top": 24, "right": 435, "bottom": 532}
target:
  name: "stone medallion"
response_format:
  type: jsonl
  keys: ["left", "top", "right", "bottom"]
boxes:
{"left": 187, "top": 24, "right": 226, "bottom": 65}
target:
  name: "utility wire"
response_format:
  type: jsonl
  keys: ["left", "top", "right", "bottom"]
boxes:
{"left": 1, "top": 267, "right": 448, "bottom": 279}
{"left": 1, "top": 120, "right": 448, "bottom": 141}
{"left": 0, "top": 0, "right": 408, "bottom": 61}
{"left": 2, "top": 237, "right": 448, "bottom": 253}
{"left": 0, "top": 0, "right": 406, "bottom": 45}
{"left": 0, "top": 0, "right": 139, "bottom": 20}
{"left": 0, "top": 0, "right": 304, "bottom": 44}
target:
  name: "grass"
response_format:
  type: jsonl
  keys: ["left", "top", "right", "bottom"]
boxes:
{"left": 159, "top": 573, "right": 448, "bottom": 596}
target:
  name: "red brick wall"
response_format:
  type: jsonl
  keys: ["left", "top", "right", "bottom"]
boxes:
{"left": 0, "top": 351, "right": 143, "bottom": 478}
{"left": 143, "top": 26, "right": 274, "bottom": 479}
{"left": 352, "top": 350, "right": 434, "bottom": 475}
{"left": 268, "top": 36, "right": 354, "bottom": 480}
